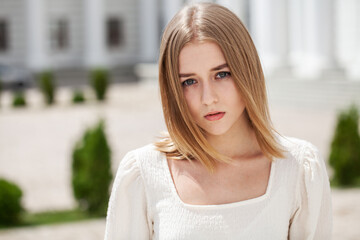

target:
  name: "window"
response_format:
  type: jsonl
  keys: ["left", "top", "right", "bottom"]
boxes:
{"left": 106, "top": 17, "right": 124, "bottom": 48}
{"left": 51, "top": 19, "right": 69, "bottom": 50}
{"left": 0, "top": 19, "right": 9, "bottom": 51}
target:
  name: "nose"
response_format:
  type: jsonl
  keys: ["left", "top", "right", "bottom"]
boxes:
{"left": 201, "top": 81, "right": 218, "bottom": 106}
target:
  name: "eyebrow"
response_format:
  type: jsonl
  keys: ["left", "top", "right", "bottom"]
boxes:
{"left": 179, "top": 63, "right": 229, "bottom": 78}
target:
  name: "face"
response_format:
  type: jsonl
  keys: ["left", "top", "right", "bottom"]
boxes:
{"left": 178, "top": 41, "right": 247, "bottom": 137}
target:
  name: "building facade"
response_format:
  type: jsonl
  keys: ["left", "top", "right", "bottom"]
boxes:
{"left": 0, "top": 0, "right": 359, "bottom": 80}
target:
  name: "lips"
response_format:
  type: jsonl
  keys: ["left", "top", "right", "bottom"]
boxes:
{"left": 204, "top": 111, "right": 225, "bottom": 121}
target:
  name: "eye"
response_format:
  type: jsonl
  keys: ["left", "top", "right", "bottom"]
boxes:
{"left": 182, "top": 79, "right": 197, "bottom": 87}
{"left": 215, "top": 71, "right": 231, "bottom": 79}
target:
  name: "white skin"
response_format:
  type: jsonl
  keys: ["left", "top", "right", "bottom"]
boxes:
{"left": 179, "top": 40, "right": 259, "bottom": 160}
{"left": 166, "top": 40, "right": 272, "bottom": 205}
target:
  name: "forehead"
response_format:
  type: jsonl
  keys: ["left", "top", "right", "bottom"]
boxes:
{"left": 178, "top": 41, "right": 227, "bottom": 73}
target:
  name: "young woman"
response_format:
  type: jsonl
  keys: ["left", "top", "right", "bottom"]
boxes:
{"left": 105, "top": 3, "right": 332, "bottom": 239}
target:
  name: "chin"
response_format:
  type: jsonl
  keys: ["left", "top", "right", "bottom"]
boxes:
{"left": 202, "top": 127, "right": 230, "bottom": 137}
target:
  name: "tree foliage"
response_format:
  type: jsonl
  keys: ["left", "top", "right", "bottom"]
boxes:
{"left": 0, "top": 178, "right": 23, "bottom": 225}
{"left": 72, "top": 120, "right": 112, "bottom": 215}
{"left": 329, "top": 105, "right": 360, "bottom": 186}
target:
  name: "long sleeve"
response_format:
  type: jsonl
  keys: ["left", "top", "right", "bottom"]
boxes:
{"left": 104, "top": 151, "right": 153, "bottom": 240}
{"left": 288, "top": 143, "right": 333, "bottom": 240}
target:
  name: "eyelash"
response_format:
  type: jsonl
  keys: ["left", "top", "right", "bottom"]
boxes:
{"left": 182, "top": 79, "right": 197, "bottom": 87}
{"left": 181, "top": 71, "right": 231, "bottom": 87}
{"left": 215, "top": 71, "right": 231, "bottom": 79}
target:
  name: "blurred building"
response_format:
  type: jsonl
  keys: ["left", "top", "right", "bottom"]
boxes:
{"left": 0, "top": 0, "right": 359, "bottom": 80}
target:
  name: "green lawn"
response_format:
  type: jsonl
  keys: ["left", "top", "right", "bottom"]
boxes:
{"left": 0, "top": 208, "right": 103, "bottom": 229}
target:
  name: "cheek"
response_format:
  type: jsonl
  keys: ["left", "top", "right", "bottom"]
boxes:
{"left": 236, "top": 95, "right": 245, "bottom": 110}
{"left": 222, "top": 81, "right": 243, "bottom": 104}
{"left": 183, "top": 89, "right": 200, "bottom": 118}
{"left": 235, "top": 91, "right": 244, "bottom": 105}
{"left": 229, "top": 90, "right": 246, "bottom": 113}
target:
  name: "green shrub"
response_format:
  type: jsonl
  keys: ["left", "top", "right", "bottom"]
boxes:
{"left": 90, "top": 68, "right": 109, "bottom": 101}
{"left": 329, "top": 105, "right": 360, "bottom": 186}
{"left": 72, "top": 89, "right": 85, "bottom": 104}
{"left": 0, "top": 178, "right": 24, "bottom": 225}
{"left": 12, "top": 91, "right": 27, "bottom": 107}
{"left": 38, "top": 71, "right": 55, "bottom": 105}
{"left": 72, "top": 120, "right": 112, "bottom": 216}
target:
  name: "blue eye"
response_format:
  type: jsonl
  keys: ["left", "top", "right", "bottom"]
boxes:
{"left": 216, "top": 71, "right": 231, "bottom": 79}
{"left": 182, "top": 79, "right": 197, "bottom": 87}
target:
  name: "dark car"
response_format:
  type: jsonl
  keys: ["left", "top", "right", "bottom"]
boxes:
{"left": 0, "top": 64, "right": 34, "bottom": 89}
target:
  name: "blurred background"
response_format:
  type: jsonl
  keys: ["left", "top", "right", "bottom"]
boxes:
{"left": 0, "top": 0, "right": 359, "bottom": 239}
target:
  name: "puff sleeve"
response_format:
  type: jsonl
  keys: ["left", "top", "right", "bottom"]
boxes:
{"left": 104, "top": 151, "right": 153, "bottom": 240}
{"left": 288, "top": 143, "right": 333, "bottom": 239}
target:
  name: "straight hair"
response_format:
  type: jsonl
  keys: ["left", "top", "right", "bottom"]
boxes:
{"left": 155, "top": 2, "right": 285, "bottom": 173}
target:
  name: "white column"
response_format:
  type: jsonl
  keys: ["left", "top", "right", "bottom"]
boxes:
{"left": 296, "top": 0, "right": 342, "bottom": 79}
{"left": 163, "top": 0, "right": 183, "bottom": 26}
{"left": 250, "top": 0, "right": 290, "bottom": 77}
{"left": 83, "top": 0, "right": 107, "bottom": 68}
{"left": 250, "top": 0, "right": 274, "bottom": 76}
{"left": 321, "top": 0, "right": 344, "bottom": 79}
{"left": 322, "top": 0, "right": 336, "bottom": 68}
{"left": 26, "top": 0, "right": 49, "bottom": 72}
{"left": 273, "top": 0, "right": 291, "bottom": 77}
{"left": 139, "top": 0, "right": 159, "bottom": 62}
{"left": 289, "top": 0, "right": 304, "bottom": 74}
{"left": 349, "top": 0, "right": 360, "bottom": 80}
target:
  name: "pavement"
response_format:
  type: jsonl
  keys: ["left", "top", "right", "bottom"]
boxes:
{"left": 0, "top": 81, "right": 359, "bottom": 239}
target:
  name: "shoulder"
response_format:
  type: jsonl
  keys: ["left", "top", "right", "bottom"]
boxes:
{"left": 278, "top": 135, "right": 321, "bottom": 164}
{"left": 112, "top": 143, "right": 161, "bottom": 194}
{"left": 115, "top": 144, "right": 169, "bottom": 206}
{"left": 277, "top": 135, "right": 327, "bottom": 181}
{"left": 116, "top": 144, "right": 156, "bottom": 171}
{"left": 123, "top": 143, "right": 162, "bottom": 165}
{"left": 278, "top": 135, "right": 328, "bottom": 188}
{"left": 118, "top": 143, "right": 164, "bottom": 178}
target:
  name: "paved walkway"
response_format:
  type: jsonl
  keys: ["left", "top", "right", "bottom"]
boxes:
{"left": 0, "top": 219, "right": 106, "bottom": 240}
{"left": 0, "top": 82, "right": 359, "bottom": 239}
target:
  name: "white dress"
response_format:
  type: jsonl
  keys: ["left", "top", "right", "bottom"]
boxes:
{"left": 104, "top": 136, "right": 332, "bottom": 240}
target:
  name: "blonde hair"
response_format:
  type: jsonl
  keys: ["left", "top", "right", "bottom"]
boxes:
{"left": 155, "top": 2, "right": 284, "bottom": 173}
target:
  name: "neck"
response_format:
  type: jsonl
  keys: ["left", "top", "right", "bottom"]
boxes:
{"left": 205, "top": 117, "right": 262, "bottom": 161}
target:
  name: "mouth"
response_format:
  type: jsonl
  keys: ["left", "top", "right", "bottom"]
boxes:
{"left": 204, "top": 111, "right": 225, "bottom": 121}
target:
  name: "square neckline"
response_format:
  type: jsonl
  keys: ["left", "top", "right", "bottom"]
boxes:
{"left": 161, "top": 152, "right": 277, "bottom": 210}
